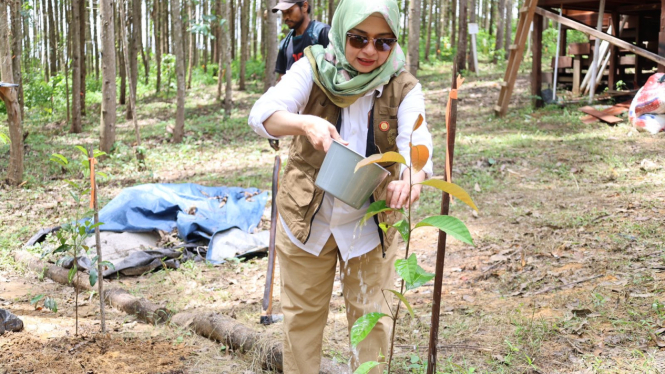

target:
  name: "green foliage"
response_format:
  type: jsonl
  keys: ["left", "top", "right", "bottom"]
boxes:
{"left": 353, "top": 361, "right": 382, "bottom": 374}
{"left": 385, "top": 289, "right": 414, "bottom": 319}
{"left": 350, "top": 312, "right": 389, "bottom": 348}
{"left": 395, "top": 254, "right": 435, "bottom": 291}
{"left": 30, "top": 294, "right": 58, "bottom": 313}
{"left": 0, "top": 131, "right": 9, "bottom": 144}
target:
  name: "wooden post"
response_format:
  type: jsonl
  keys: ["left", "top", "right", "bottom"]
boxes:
{"left": 635, "top": 16, "right": 642, "bottom": 88}
{"left": 659, "top": 0, "right": 665, "bottom": 73}
{"left": 426, "top": 65, "right": 462, "bottom": 374}
{"left": 532, "top": 14, "right": 543, "bottom": 108}
{"left": 589, "top": 0, "right": 606, "bottom": 104}
{"left": 553, "top": 9, "right": 563, "bottom": 102}
{"left": 573, "top": 56, "right": 581, "bottom": 95}
{"left": 609, "top": 12, "right": 619, "bottom": 89}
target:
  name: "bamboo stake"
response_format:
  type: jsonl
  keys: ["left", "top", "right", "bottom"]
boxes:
{"left": 89, "top": 145, "right": 106, "bottom": 333}
{"left": 427, "top": 65, "right": 462, "bottom": 374}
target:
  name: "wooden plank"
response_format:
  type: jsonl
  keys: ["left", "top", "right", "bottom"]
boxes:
{"left": 535, "top": 7, "right": 665, "bottom": 68}
{"left": 581, "top": 105, "right": 628, "bottom": 123}
{"left": 573, "top": 57, "right": 581, "bottom": 95}
{"left": 608, "top": 12, "right": 619, "bottom": 89}
{"left": 496, "top": 0, "right": 539, "bottom": 116}
{"left": 568, "top": 42, "right": 591, "bottom": 56}
{"left": 579, "top": 106, "right": 623, "bottom": 124}
{"left": 552, "top": 56, "right": 573, "bottom": 69}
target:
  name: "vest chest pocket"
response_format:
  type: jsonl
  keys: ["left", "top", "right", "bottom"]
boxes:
{"left": 374, "top": 118, "right": 399, "bottom": 156}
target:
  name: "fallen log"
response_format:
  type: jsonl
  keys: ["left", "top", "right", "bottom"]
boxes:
{"left": 14, "top": 250, "right": 350, "bottom": 373}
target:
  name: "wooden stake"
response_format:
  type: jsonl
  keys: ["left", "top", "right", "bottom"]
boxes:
{"left": 427, "top": 65, "right": 461, "bottom": 374}
{"left": 89, "top": 145, "right": 106, "bottom": 333}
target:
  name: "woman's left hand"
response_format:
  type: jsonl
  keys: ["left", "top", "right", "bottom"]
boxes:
{"left": 386, "top": 180, "right": 422, "bottom": 209}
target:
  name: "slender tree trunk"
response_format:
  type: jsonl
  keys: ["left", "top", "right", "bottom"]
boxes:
{"left": 451, "top": 0, "right": 456, "bottom": 49}
{"left": 504, "top": 0, "right": 512, "bottom": 59}
{"left": 406, "top": 0, "right": 421, "bottom": 76}
{"left": 47, "top": 0, "right": 56, "bottom": 75}
{"left": 421, "top": 0, "right": 427, "bottom": 34}
{"left": 187, "top": 0, "right": 194, "bottom": 89}
{"left": 466, "top": 0, "right": 475, "bottom": 71}
{"left": 493, "top": 0, "right": 505, "bottom": 63}
{"left": 155, "top": 0, "right": 162, "bottom": 92}
{"left": 137, "top": 0, "right": 149, "bottom": 84}
{"left": 0, "top": 0, "right": 23, "bottom": 185}
{"left": 126, "top": 0, "right": 138, "bottom": 120}
{"left": 93, "top": 0, "right": 100, "bottom": 79}
{"left": 119, "top": 0, "right": 143, "bottom": 149}
{"left": 488, "top": 0, "right": 494, "bottom": 35}
{"left": 424, "top": 0, "right": 434, "bottom": 60}
{"left": 328, "top": 0, "right": 334, "bottom": 24}
{"left": 455, "top": 0, "right": 467, "bottom": 70}
{"left": 251, "top": 0, "right": 257, "bottom": 60}
{"left": 71, "top": 0, "right": 82, "bottom": 133}
{"left": 401, "top": 0, "right": 408, "bottom": 45}
{"left": 22, "top": 2, "right": 29, "bottom": 73}
{"left": 224, "top": 0, "right": 233, "bottom": 113}
{"left": 10, "top": 0, "right": 23, "bottom": 120}
{"left": 40, "top": 0, "right": 49, "bottom": 82}
{"left": 239, "top": 0, "right": 248, "bottom": 90}
{"left": 117, "top": 4, "right": 127, "bottom": 105}
{"left": 204, "top": 0, "right": 210, "bottom": 70}
{"left": 263, "top": 0, "right": 277, "bottom": 91}
{"left": 171, "top": 0, "right": 186, "bottom": 142}
{"left": 216, "top": 0, "right": 223, "bottom": 100}
{"left": 80, "top": 0, "right": 87, "bottom": 116}
{"left": 437, "top": 0, "right": 446, "bottom": 52}
{"left": 100, "top": 0, "right": 117, "bottom": 153}
{"left": 230, "top": 0, "right": 235, "bottom": 59}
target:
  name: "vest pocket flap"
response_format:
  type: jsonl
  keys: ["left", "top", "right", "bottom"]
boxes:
{"left": 283, "top": 166, "right": 316, "bottom": 208}
{"left": 378, "top": 106, "right": 399, "bottom": 117}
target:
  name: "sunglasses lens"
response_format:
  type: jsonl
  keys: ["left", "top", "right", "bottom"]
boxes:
{"left": 376, "top": 39, "right": 396, "bottom": 52}
{"left": 348, "top": 35, "right": 367, "bottom": 49}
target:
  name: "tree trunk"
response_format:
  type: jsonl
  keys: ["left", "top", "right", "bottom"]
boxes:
{"left": 71, "top": 0, "right": 82, "bottom": 133}
{"left": 328, "top": 0, "right": 334, "bottom": 24}
{"left": 119, "top": 0, "right": 143, "bottom": 150}
{"left": 251, "top": 0, "right": 257, "bottom": 60}
{"left": 100, "top": 0, "right": 117, "bottom": 153}
{"left": 493, "top": 0, "right": 505, "bottom": 63}
{"left": 22, "top": 2, "right": 29, "bottom": 73}
{"left": 171, "top": 0, "right": 186, "bottom": 142}
{"left": 10, "top": 0, "right": 23, "bottom": 120}
{"left": 451, "top": 0, "right": 456, "bottom": 49}
{"left": 437, "top": 0, "right": 446, "bottom": 52}
{"left": 216, "top": 0, "right": 223, "bottom": 100}
{"left": 455, "top": 0, "right": 467, "bottom": 71}
{"left": 504, "top": 0, "right": 512, "bottom": 59}
{"left": 93, "top": 0, "right": 100, "bottom": 79}
{"left": 263, "top": 0, "right": 277, "bottom": 91}
{"left": 47, "top": 0, "right": 56, "bottom": 75}
{"left": 407, "top": 0, "right": 421, "bottom": 76}
{"left": 40, "top": 0, "right": 49, "bottom": 82}
{"left": 230, "top": 0, "right": 235, "bottom": 59}
{"left": 0, "top": 0, "right": 23, "bottom": 185}
{"left": 80, "top": 0, "right": 87, "bottom": 116}
{"left": 155, "top": 0, "right": 162, "bottom": 92}
{"left": 421, "top": 0, "right": 427, "bottom": 34}
{"left": 224, "top": 0, "right": 233, "bottom": 114}
{"left": 239, "top": 0, "right": 248, "bottom": 90}
{"left": 137, "top": 0, "right": 149, "bottom": 85}
{"left": 488, "top": 0, "right": 494, "bottom": 35}
{"left": 424, "top": 0, "right": 434, "bottom": 60}
{"left": 117, "top": 4, "right": 127, "bottom": 106}
{"left": 126, "top": 0, "right": 139, "bottom": 120}
{"left": 401, "top": 0, "right": 408, "bottom": 45}
{"left": 187, "top": 0, "right": 194, "bottom": 89}
{"left": 466, "top": 0, "right": 475, "bottom": 71}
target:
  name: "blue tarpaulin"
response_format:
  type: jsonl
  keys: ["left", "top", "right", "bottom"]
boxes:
{"left": 96, "top": 183, "right": 269, "bottom": 244}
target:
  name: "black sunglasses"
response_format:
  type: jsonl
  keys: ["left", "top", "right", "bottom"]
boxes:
{"left": 346, "top": 33, "right": 397, "bottom": 52}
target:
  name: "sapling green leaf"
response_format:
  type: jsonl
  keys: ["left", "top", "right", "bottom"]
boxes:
{"left": 414, "top": 215, "right": 474, "bottom": 245}
{"left": 392, "top": 219, "right": 410, "bottom": 243}
{"left": 89, "top": 269, "right": 98, "bottom": 287}
{"left": 359, "top": 200, "right": 404, "bottom": 226}
{"left": 30, "top": 294, "right": 45, "bottom": 305}
{"left": 353, "top": 361, "right": 382, "bottom": 374}
{"left": 75, "top": 145, "right": 88, "bottom": 157}
{"left": 68, "top": 266, "right": 77, "bottom": 284}
{"left": 395, "top": 254, "right": 435, "bottom": 291}
{"left": 385, "top": 289, "right": 415, "bottom": 319}
{"left": 50, "top": 153, "right": 69, "bottom": 166}
{"left": 44, "top": 297, "right": 58, "bottom": 313}
{"left": 350, "top": 312, "right": 389, "bottom": 348}
{"left": 64, "top": 179, "right": 80, "bottom": 189}
{"left": 419, "top": 179, "right": 478, "bottom": 211}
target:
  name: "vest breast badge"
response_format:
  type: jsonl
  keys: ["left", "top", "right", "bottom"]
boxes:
{"left": 379, "top": 121, "right": 390, "bottom": 132}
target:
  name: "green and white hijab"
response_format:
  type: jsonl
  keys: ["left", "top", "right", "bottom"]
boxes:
{"left": 304, "top": 0, "right": 406, "bottom": 108}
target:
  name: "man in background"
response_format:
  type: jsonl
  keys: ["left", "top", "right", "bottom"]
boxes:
{"left": 272, "top": 0, "right": 330, "bottom": 79}
{"left": 269, "top": 0, "right": 331, "bottom": 150}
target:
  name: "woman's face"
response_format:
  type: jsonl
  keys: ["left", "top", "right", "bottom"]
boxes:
{"left": 345, "top": 14, "right": 396, "bottom": 74}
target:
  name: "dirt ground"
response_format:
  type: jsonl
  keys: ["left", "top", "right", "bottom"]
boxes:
{"left": 2, "top": 64, "right": 665, "bottom": 373}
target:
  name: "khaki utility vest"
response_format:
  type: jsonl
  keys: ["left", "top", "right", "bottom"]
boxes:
{"left": 277, "top": 71, "right": 419, "bottom": 252}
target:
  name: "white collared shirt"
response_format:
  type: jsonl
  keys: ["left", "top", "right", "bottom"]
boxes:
{"left": 248, "top": 58, "right": 433, "bottom": 260}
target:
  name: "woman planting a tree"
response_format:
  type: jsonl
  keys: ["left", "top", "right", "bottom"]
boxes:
{"left": 248, "top": 0, "right": 433, "bottom": 372}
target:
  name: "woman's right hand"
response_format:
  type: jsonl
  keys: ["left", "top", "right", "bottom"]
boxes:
{"left": 301, "top": 115, "right": 348, "bottom": 152}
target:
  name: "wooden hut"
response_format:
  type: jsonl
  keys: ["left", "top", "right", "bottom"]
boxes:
{"left": 495, "top": 0, "right": 665, "bottom": 116}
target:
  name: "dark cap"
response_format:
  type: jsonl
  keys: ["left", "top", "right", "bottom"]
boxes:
{"left": 272, "top": 0, "right": 300, "bottom": 13}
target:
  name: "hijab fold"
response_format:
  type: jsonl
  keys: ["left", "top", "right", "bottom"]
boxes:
{"left": 304, "top": 0, "right": 405, "bottom": 108}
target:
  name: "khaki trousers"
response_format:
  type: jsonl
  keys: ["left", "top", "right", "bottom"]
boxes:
{"left": 276, "top": 222, "right": 397, "bottom": 374}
